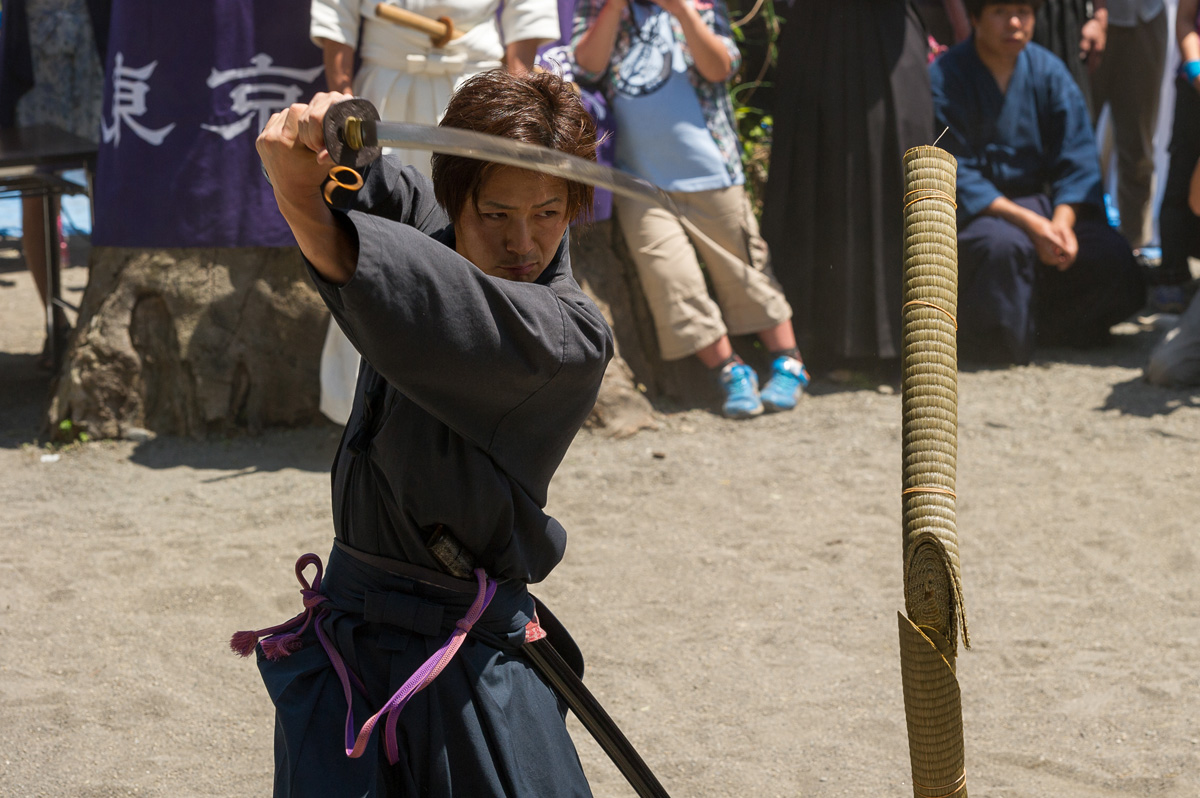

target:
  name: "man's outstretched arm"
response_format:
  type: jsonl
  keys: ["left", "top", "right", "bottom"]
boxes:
{"left": 257, "top": 92, "right": 359, "bottom": 285}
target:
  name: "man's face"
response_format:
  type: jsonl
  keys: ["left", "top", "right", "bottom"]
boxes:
{"left": 454, "top": 167, "right": 571, "bottom": 283}
{"left": 972, "top": 3, "right": 1036, "bottom": 57}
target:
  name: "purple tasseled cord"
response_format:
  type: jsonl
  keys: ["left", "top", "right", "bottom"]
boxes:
{"left": 229, "top": 553, "right": 330, "bottom": 661}
{"left": 231, "top": 553, "right": 497, "bottom": 765}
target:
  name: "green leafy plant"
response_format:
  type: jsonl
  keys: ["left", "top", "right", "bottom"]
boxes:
{"left": 728, "top": 0, "right": 782, "bottom": 218}
{"left": 54, "top": 418, "right": 90, "bottom": 445}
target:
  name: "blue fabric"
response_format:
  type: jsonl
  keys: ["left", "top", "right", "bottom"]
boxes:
{"left": 931, "top": 39, "right": 1104, "bottom": 224}
{"left": 956, "top": 195, "right": 1043, "bottom": 363}
{"left": 608, "top": 5, "right": 730, "bottom": 192}
{"left": 536, "top": 0, "right": 615, "bottom": 221}
{"left": 957, "top": 195, "right": 1144, "bottom": 364}
{"left": 612, "top": 70, "right": 730, "bottom": 192}
{"left": 258, "top": 544, "right": 592, "bottom": 798}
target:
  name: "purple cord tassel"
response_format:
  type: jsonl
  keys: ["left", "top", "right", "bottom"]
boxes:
{"left": 229, "top": 553, "right": 328, "bottom": 659}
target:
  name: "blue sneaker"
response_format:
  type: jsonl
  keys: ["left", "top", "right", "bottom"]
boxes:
{"left": 718, "top": 361, "right": 763, "bottom": 418}
{"left": 760, "top": 356, "right": 810, "bottom": 412}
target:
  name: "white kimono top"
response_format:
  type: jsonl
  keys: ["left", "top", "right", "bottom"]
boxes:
{"left": 311, "top": 0, "right": 559, "bottom": 174}
{"left": 311, "top": 0, "right": 560, "bottom": 424}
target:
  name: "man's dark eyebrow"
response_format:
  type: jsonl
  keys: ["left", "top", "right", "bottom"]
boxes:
{"left": 479, "top": 196, "right": 565, "bottom": 210}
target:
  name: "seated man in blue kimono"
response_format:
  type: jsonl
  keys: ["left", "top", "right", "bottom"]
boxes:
{"left": 931, "top": 0, "right": 1145, "bottom": 364}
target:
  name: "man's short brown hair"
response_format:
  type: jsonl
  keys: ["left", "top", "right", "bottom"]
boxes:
{"left": 433, "top": 70, "right": 597, "bottom": 225}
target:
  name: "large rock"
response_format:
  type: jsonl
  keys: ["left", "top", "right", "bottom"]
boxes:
{"left": 49, "top": 247, "right": 328, "bottom": 438}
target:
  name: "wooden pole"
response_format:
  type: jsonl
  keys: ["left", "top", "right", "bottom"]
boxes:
{"left": 374, "top": 4, "right": 459, "bottom": 47}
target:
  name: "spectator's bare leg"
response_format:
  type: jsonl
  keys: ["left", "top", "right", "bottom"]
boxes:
{"left": 695, "top": 335, "right": 734, "bottom": 369}
{"left": 756, "top": 320, "right": 798, "bottom": 353}
{"left": 22, "top": 195, "right": 68, "bottom": 368}
{"left": 21, "top": 196, "right": 53, "bottom": 308}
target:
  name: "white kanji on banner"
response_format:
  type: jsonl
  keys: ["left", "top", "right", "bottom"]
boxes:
{"left": 202, "top": 54, "right": 324, "bottom": 141}
{"left": 101, "top": 52, "right": 177, "bottom": 147}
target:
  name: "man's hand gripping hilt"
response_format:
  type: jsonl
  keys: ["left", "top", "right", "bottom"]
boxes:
{"left": 322, "top": 98, "right": 382, "bottom": 202}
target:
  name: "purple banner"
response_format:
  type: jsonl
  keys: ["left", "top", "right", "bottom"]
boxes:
{"left": 93, "top": 0, "right": 325, "bottom": 247}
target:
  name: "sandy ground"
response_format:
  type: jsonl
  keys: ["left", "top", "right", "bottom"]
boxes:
{"left": 2, "top": 248, "right": 1200, "bottom": 798}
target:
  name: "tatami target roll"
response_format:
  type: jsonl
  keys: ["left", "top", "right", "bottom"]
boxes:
{"left": 899, "top": 145, "right": 968, "bottom": 798}
{"left": 900, "top": 145, "right": 966, "bottom": 649}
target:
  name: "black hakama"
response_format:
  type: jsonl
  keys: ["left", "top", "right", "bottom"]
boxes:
{"left": 1033, "top": 0, "right": 1093, "bottom": 114}
{"left": 1159, "top": 75, "right": 1200, "bottom": 287}
{"left": 760, "top": 0, "right": 933, "bottom": 371}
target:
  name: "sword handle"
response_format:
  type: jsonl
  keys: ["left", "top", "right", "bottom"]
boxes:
{"left": 426, "top": 525, "right": 477, "bottom": 580}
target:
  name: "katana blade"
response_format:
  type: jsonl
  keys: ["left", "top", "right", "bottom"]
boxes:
{"left": 322, "top": 96, "right": 750, "bottom": 341}
{"left": 379, "top": 119, "right": 676, "bottom": 208}
{"left": 371, "top": 119, "right": 682, "bottom": 214}
{"left": 324, "top": 97, "right": 681, "bottom": 216}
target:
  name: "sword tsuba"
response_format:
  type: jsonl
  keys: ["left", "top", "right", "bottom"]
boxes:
{"left": 324, "top": 97, "right": 381, "bottom": 170}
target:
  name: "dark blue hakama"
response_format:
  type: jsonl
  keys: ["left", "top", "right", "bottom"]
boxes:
{"left": 958, "top": 194, "right": 1145, "bottom": 363}
{"left": 257, "top": 544, "right": 592, "bottom": 798}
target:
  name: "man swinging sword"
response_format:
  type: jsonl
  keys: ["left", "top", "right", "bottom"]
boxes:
{"left": 241, "top": 69, "right": 669, "bottom": 797}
